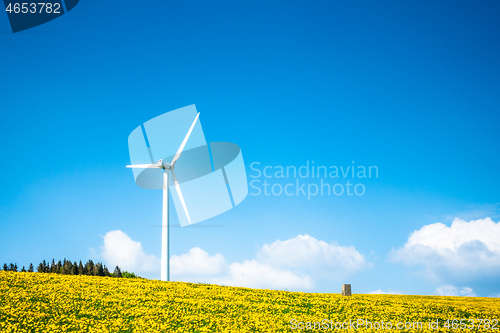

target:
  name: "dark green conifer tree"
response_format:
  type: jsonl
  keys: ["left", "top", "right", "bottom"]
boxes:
{"left": 62, "top": 260, "right": 72, "bottom": 275}
{"left": 86, "top": 260, "right": 95, "bottom": 276}
{"left": 78, "top": 261, "right": 84, "bottom": 275}
{"left": 96, "top": 263, "right": 105, "bottom": 276}
{"left": 113, "top": 266, "right": 122, "bottom": 278}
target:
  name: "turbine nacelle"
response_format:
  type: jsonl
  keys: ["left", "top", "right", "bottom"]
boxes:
{"left": 158, "top": 159, "right": 173, "bottom": 170}
{"left": 125, "top": 159, "right": 174, "bottom": 170}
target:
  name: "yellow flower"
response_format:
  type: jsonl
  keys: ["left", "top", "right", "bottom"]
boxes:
{"left": 1, "top": 271, "right": 499, "bottom": 332}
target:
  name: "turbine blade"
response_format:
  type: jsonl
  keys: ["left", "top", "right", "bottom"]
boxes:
{"left": 126, "top": 164, "right": 160, "bottom": 168}
{"left": 170, "top": 112, "right": 200, "bottom": 166}
{"left": 171, "top": 169, "right": 192, "bottom": 224}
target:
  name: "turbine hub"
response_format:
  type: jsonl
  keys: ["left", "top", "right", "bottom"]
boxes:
{"left": 161, "top": 160, "right": 173, "bottom": 170}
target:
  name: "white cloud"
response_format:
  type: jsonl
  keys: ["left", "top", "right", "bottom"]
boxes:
{"left": 390, "top": 218, "right": 500, "bottom": 282}
{"left": 436, "top": 285, "right": 476, "bottom": 297}
{"left": 257, "top": 234, "right": 368, "bottom": 277}
{"left": 172, "top": 234, "right": 369, "bottom": 291}
{"left": 170, "top": 248, "right": 313, "bottom": 290}
{"left": 101, "top": 230, "right": 159, "bottom": 273}
{"left": 98, "top": 232, "right": 369, "bottom": 291}
{"left": 367, "top": 289, "right": 401, "bottom": 295}
{"left": 218, "top": 260, "right": 313, "bottom": 290}
{"left": 170, "top": 247, "right": 227, "bottom": 276}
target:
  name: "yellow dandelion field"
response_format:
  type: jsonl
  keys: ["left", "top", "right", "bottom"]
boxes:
{"left": 1, "top": 271, "right": 499, "bottom": 332}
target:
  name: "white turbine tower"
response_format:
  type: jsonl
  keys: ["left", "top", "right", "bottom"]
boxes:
{"left": 126, "top": 112, "right": 199, "bottom": 281}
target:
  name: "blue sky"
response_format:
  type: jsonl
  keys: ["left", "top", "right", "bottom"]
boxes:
{"left": 1, "top": 0, "right": 499, "bottom": 297}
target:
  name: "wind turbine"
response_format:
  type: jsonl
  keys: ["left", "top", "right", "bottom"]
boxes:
{"left": 126, "top": 112, "right": 199, "bottom": 281}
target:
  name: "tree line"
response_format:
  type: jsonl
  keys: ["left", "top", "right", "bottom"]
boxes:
{"left": 2, "top": 259, "right": 138, "bottom": 278}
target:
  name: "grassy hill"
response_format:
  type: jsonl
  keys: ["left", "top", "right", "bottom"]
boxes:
{"left": 1, "top": 271, "right": 499, "bottom": 332}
